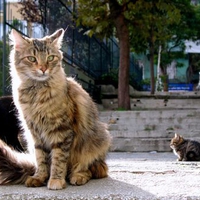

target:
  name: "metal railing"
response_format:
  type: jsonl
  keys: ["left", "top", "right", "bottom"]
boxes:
{"left": 1, "top": 0, "right": 142, "bottom": 98}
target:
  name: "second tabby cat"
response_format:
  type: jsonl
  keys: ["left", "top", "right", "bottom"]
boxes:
{"left": 170, "top": 133, "right": 200, "bottom": 161}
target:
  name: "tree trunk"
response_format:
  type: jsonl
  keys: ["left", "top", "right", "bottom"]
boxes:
{"left": 149, "top": 34, "right": 155, "bottom": 94}
{"left": 115, "top": 14, "right": 130, "bottom": 110}
{"left": 27, "top": 21, "right": 32, "bottom": 37}
{"left": 162, "top": 75, "right": 168, "bottom": 92}
{"left": 156, "top": 45, "right": 162, "bottom": 92}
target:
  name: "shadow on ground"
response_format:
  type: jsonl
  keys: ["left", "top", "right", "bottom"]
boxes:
{"left": 0, "top": 177, "right": 155, "bottom": 200}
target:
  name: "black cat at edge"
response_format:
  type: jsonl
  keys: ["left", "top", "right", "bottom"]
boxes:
{"left": 0, "top": 96, "right": 24, "bottom": 151}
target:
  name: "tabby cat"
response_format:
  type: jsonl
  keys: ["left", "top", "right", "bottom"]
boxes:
{"left": 0, "top": 29, "right": 111, "bottom": 190}
{"left": 170, "top": 133, "right": 200, "bottom": 161}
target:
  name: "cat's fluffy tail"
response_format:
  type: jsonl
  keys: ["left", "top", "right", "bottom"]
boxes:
{"left": 0, "top": 139, "right": 36, "bottom": 185}
{"left": 186, "top": 151, "right": 200, "bottom": 161}
{"left": 89, "top": 159, "right": 108, "bottom": 179}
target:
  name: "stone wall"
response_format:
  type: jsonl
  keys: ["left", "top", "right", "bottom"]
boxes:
{"left": 100, "top": 109, "right": 200, "bottom": 152}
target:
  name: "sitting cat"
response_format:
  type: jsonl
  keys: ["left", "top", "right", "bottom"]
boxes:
{"left": 0, "top": 29, "right": 111, "bottom": 190}
{"left": 0, "top": 96, "right": 25, "bottom": 152}
{"left": 170, "top": 133, "right": 200, "bottom": 161}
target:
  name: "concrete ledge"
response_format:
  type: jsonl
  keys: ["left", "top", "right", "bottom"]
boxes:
{"left": 102, "top": 98, "right": 200, "bottom": 110}
{"left": 101, "top": 88, "right": 200, "bottom": 110}
{"left": 0, "top": 152, "right": 200, "bottom": 200}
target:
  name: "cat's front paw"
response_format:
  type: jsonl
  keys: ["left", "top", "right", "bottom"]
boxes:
{"left": 177, "top": 158, "right": 183, "bottom": 161}
{"left": 25, "top": 176, "right": 45, "bottom": 187}
{"left": 47, "top": 178, "right": 66, "bottom": 190}
{"left": 70, "top": 174, "right": 90, "bottom": 186}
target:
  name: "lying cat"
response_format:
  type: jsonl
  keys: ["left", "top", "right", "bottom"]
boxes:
{"left": 170, "top": 133, "right": 200, "bottom": 161}
{"left": 0, "top": 29, "right": 111, "bottom": 190}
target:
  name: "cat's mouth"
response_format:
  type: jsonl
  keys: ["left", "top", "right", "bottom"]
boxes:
{"left": 37, "top": 74, "right": 50, "bottom": 81}
{"left": 29, "top": 73, "right": 49, "bottom": 81}
{"left": 35, "top": 70, "right": 50, "bottom": 81}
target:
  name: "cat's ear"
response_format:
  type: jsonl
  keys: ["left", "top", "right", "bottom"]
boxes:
{"left": 49, "top": 29, "right": 64, "bottom": 49}
{"left": 10, "top": 29, "right": 30, "bottom": 50}
{"left": 175, "top": 133, "right": 180, "bottom": 138}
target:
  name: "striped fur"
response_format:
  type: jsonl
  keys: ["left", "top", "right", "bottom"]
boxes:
{"left": 0, "top": 29, "right": 111, "bottom": 190}
{"left": 170, "top": 133, "right": 200, "bottom": 161}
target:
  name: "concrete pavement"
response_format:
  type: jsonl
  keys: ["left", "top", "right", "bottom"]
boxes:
{"left": 0, "top": 152, "right": 200, "bottom": 200}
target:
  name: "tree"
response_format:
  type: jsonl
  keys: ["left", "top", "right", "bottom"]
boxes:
{"left": 129, "top": 1, "right": 185, "bottom": 94}
{"left": 129, "top": 0, "right": 197, "bottom": 94}
{"left": 19, "top": 0, "right": 72, "bottom": 35}
{"left": 19, "top": 0, "right": 42, "bottom": 23}
{"left": 158, "top": 1, "right": 200, "bottom": 90}
{"left": 18, "top": 0, "right": 42, "bottom": 36}
{"left": 74, "top": 0, "right": 139, "bottom": 110}
{"left": 184, "top": 4, "right": 200, "bottom": 83}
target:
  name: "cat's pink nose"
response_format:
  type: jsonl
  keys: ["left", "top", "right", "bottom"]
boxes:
{"left": 39, "top": 66, "right": 47, "bottom": 73}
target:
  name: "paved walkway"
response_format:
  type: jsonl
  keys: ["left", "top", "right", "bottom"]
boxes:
{"left": 0, "top": 152, "right": 200, "bottom": 200}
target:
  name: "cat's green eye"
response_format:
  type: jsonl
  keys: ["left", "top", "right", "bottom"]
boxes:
{"left": 27, "top": 56, "right": 36, "bottom": 62}
{"left": 47, "top": 55, "right": 54, "bottom": 62}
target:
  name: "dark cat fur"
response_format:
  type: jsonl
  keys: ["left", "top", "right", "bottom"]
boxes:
{"left": 170, "top": 133, "right": 200, "bottom": 161}
{"left": 0, "top": 96, "right": 24, "bottom": 152}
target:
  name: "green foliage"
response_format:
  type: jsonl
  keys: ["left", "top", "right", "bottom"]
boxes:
{"left": 129, "top": 1, "right": 192, "bottom": 54}
{"left": 75, "top": 0, "right": 114, "bottom": 38}
{"left": 141, "top": 78, "right": 150, "bottom": 85}
{"left": 116, "top": 107, "right": 127, "bottom": 111}
{"left": 102, "top": 69, "right": 118, "bottom": 81}
{"left": 12, "top": 18, "right": 23, "bottom": 30}
{"left": 100, "top": 69, "right": 118, "bottom": 88}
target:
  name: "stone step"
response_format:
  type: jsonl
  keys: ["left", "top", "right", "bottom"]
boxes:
{"left": 100, "top": 110, "right": 200, "bottom": 119}
{"left": 102, "top": 98, "right": 200, "bottom": 110}
{"left": 108, "top": 122, "right": 200, "bottom": 133}
{"left": 100, "top": 110, "right": 200, "bottom": 152}
{"left": 110, "top": 137, "right": 172, "bottom": 152}
{"left": 109, "top": 129, "right": 175, "bottom": 138}
{"left": 110, "top": 136, "right": 200, "bottom": 152}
